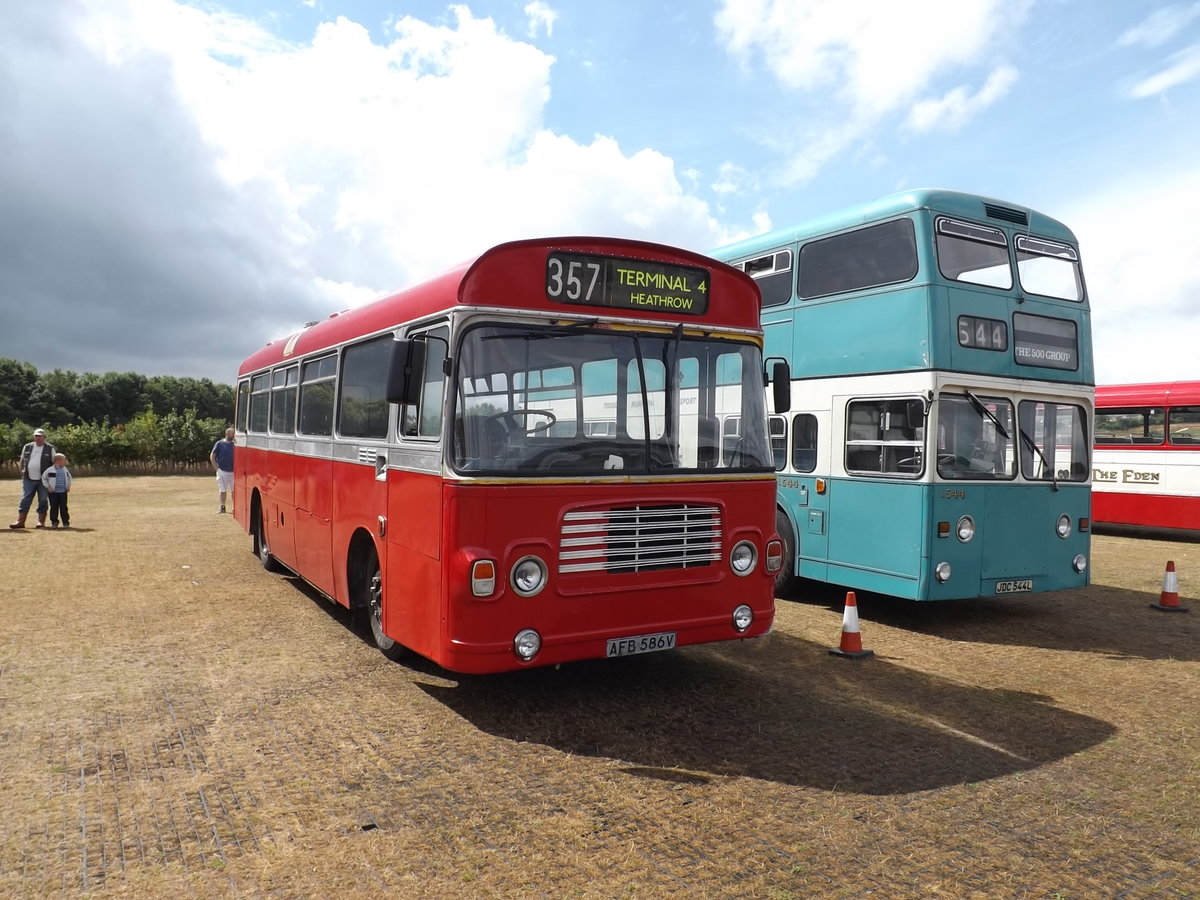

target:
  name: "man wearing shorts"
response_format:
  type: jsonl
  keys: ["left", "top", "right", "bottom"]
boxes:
{"left": 210, "top": 428, "right": 236, "bottom": 514}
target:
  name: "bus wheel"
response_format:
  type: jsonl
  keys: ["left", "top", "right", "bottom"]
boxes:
{"left": 774, "top": 508, "right": 800, "bottom": 598}
{"left": 362, "top": 552, "right": 406, "bottom": 662}
{"left": 253, "top": 506, "right": 279, "bottom": 573}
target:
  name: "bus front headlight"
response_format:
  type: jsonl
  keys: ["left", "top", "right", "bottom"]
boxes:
{"left": 1072, "top": 554, "right": 1087, "bottom": 573}
{"left": 956, "top": 515, "right": 975, "bottom": 542}
{"left": 935, "top": 561, "right": 952, "bottom": 583}
{"left": 1056, "top": 514, "right": 1071, "bottom": 538}
{"left": 730, "top": 541, "right": 757, "bottom": 576}
{"left": 513, "top": 628, "right": 541, "bottom": 661}
{"left": 732, "top": 604, "right": 753, "bottom": 632}
{"left": 510, "top": 556, "right": 547, "bottom": 596}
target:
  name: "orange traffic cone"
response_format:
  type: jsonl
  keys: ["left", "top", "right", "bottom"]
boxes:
{"left": 829, "top": 591, "right": 874, "bottom": 658}
{"left": 1150, "top": 560, "right": 1190, "bottom": 612}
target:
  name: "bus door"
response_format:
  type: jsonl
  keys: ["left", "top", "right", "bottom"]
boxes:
{"left": 384, "top": 326, "right": 449, "bottom": 652}
{"left": 785, "top": 412, "right": 829, "bottom": 580}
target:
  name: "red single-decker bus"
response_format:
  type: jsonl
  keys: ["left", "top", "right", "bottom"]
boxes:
{"left": 233, "top": 237, "right": 788, "bottom": 673}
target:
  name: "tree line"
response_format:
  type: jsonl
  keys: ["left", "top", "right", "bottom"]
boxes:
{"left": 1, "top": 359, "right": 234, "bottom": 473}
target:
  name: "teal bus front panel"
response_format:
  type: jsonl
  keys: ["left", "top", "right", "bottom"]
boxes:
{"left": 925, "top": 483, "right": 1091, "bottom": 600}
{"left": 784, "top": 478, "right": 1091, "bottom": 601}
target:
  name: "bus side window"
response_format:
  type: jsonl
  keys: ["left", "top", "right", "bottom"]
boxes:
{"left": 1169, "top": 406, "right": 1200, "bottom": 444}
{"left": 338, "top": 337, "right": 392, "bottom": 439}
{"left": 402, "top": 326, "right": 449, "bottom": 439}
{"left": 791, "top": 414, "right": 817, "bottom": 472}
{"left": 236, "top": 380, "right": 250, "bottom": 433}
{"left": 298, "top": 355, "right": 336, "bottom": 436}
{"left": 769, "top": 416, "right": 787, "bottom": 470}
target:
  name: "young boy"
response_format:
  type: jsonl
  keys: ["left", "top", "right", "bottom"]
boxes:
{"left": 40, "top": 452, "right": 73, "bottom": 529}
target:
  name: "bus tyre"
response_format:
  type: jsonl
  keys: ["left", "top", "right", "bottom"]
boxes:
{"left": 253, "top": 506, "right": 279, "bottom": 573}
{"left": 362, "top": 553, "right": 406, "bottom": 662}
{"left": 774, "top": 508, "right": 800, "bottom": 598}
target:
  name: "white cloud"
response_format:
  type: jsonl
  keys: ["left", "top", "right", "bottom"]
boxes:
{"left": 906, "top": 65, "right": 1018, "bottom": 133}
{"left": 524, "top": 1, "right": 558, "bottom": 39}
{"left": 714, "top": 0, "right": 1030, "bottom": 182}
{"left": 1067, "top": 169, "right": 1200, "bottom": 384}
{"left": 0, "top": 0, "right": 735, "bottom": 379}
{"left": 715, "top": 0, "right": 1026, "bottom": 116}
{"left": 1116, "top": 2, "right": 1200, "bottom": 49}
{"left": 1127, "top": 42, "right": 1200, "bottom": 98}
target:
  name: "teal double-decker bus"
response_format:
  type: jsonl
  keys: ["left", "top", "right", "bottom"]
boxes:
{"left": 713, "top": 189, "right": 1093, "bottom": 601}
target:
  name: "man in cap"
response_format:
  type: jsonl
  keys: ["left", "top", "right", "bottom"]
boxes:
{"left": 10, "top": 428, "right": 55, "bottom": 529}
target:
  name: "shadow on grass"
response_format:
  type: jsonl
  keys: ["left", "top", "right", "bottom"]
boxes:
{"left": 784, "top": 578, "right": 1199, "bottom": 662}
{"left": 416, "top": 632, "right": 1115, "bottom": 795}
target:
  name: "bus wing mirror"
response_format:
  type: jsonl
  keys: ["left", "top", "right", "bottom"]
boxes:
{"left": 385, "top": 339, "right": 427, "bottom": 406}
{"left": 768, "top": 359, "right": 791, "bottom": 413}
{"left": 906, "top": 399, "right": 926, "bottom": 430}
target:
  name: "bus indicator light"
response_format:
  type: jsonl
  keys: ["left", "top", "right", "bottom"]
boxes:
{"left": 471, "top": 560, "right": 497, "bottom": 597}
{"left": 937, "top": 521, "right": 951, "bottom": 538}
{"left": 765, "top": 539, "right": 783, "bottom": 573}
{"left": 1078, "top": 517, "right": 1089, "bottom": 532}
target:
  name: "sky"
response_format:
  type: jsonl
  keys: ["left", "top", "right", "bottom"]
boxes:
{"left": 1, "top": 0, "right": 1198, "bottom": 387}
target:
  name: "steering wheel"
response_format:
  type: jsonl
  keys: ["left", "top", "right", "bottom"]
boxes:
{"left": 486, "top": 409, "right": 557, "bottom": 435}
{"left": 937, "top": 454, "right": 972, "bottom": 468}
{"left": 895, "top": 456, "right": 922, "bottom": 471}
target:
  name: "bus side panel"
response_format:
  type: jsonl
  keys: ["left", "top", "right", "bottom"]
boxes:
{"left": 823, "top": 479, "right": 927, "bottom": 599}
{"left": 773, "top": 288, "right": 932, "bottom": 379}
{"left": 265, "top": 440, "right": 297, "bottom": 570}
{"left": 331, "top": 457, "right": 387, "bottom": 604}
{"left": 1093, "top": 491, "right": 1197, "bottom": 530}
{"left": 1093, "top": 447, "right": 1200, "bottom": 529}
{"left": 383, "top": 468, "right": 444, "bottom": 660}
{"left": 293, "top": 445, "right": 335, "bottom": 598}
{"left": 778, "top": 478, "right": 829, "bottom": 583}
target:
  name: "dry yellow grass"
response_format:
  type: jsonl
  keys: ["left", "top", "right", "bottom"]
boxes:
{"left": 0, "top": 476, "right": 1197, "bottom": 898}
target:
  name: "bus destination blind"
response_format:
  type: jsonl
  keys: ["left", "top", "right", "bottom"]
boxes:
{"left": 545, "top": 251, "right": 710, "bottom": 315}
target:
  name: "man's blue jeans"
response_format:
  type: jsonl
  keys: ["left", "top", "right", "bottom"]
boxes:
{"left": 18, "top": 476, "right": 47, "bottom": 515}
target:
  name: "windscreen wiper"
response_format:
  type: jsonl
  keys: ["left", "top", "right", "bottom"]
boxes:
{"left": 962, "top": 389, "right": 1056, "bottom": 490}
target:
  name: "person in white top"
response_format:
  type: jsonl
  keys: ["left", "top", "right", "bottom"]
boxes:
{"left": 10, "top": 428, "right": 55, "bottom": 529}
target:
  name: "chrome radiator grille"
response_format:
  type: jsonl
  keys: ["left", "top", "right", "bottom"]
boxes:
{"left": 559, "top": 504, "right": 722, "bottom": 574}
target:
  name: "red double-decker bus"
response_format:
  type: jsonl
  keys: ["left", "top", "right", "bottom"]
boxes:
{"left": 233, "top": 237, "right": 788, "bottom": 673}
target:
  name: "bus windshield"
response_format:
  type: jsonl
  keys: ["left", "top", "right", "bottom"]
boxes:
{"left": 937, "top": 393, "right": 1016, "bottom": 480}
{"left": 453, "top": 323, "right": 772, "bottom": 474}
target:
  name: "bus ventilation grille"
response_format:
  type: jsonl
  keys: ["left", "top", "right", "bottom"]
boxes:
{"left": 558, "top": 504, "right": 722, "bottom": 574}
{"left": 983, "top": 203, "right": 1028, "bottom": 226}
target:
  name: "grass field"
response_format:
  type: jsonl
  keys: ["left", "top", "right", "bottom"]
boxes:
{"left": 1, "top": 476, "right": 1197, "bottom": 898}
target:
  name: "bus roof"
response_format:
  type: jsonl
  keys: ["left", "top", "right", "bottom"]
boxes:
{"left": 713, "top": 188, "right": 1079, "bottom": 260}
{"left": 238, "top": 236, "right": 761, "bottom": 377}
{"left": 1097, "top": 381, "right": 1200, "bottom": 407}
